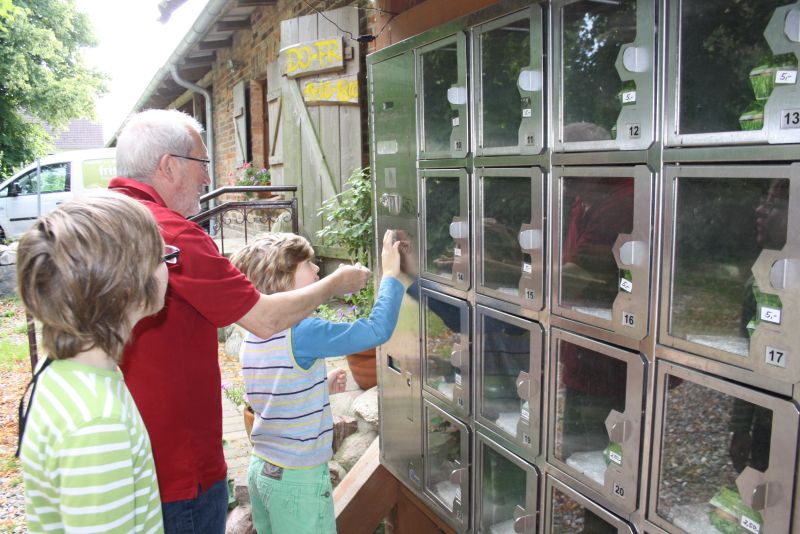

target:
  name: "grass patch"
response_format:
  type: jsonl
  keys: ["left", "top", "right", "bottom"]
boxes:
{"left": 0, "top": 339, "right": 27, "bottom": 370}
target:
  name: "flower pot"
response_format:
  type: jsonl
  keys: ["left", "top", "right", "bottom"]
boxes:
{"left": 243, "top": 405, "right": 255, "bottom": 443}
{"left": 346, "top": 348, "right": 377, "bottom": 390}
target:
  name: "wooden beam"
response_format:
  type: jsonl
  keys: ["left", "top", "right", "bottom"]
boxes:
{"left": 236, "top": 0, "right": 276, "bottom": 6}
{"left": 182, "top": 53, "right": 216, "bottom": 68}
{"left": 216, "top": 19, "right": 251, "bottom": 31}
{"left": 333, "top": 438, "right": 398, "bottom": 534}
{"left": 198, "top": 37, "right": 232, "bottom": 51}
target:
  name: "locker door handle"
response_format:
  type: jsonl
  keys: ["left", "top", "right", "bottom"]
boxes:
{"left": 450, "top": 344, "right": 463, "bottom": 368}
{"left": 622, "top": 45, "right": 650, "bottom": 73}
{"left": 619, "top": 240, "right": 646, "bottom": 267}
{"left": 518, "top": 228, "right": 542, "bottom": 251}
{"left": 606, "top": 410, "right": 630, "bottom": 443}
{"left": 770, "top": 258, "right": 799, "bottom": 289}
{"left": 449, "top": 220, "right": 469, "bottom": 240}
{"left": 517, "top": 69, "right": 542, "bottom": 92}
{"left": 514, "top": 505, "right": 534, "bottom": 533}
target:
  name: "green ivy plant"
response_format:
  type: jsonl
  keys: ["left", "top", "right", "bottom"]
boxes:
{"left": 316, "top": 167, "right": 375, "bottom": 318}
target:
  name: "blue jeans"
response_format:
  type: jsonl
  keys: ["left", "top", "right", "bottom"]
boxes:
{"left": 161, "top": 478, "right": 228, "bottom": 534}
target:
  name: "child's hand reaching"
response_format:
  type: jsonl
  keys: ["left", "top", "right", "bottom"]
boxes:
{"left": 381, "top": 229, "right": 402, "bottom": 279}
{"left": 328, "top": 368, "right": 347, "bottom": 394}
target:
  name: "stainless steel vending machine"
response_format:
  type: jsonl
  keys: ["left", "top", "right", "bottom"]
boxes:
{"left": 367, "top": 0, "right": 800, "bottom": 532}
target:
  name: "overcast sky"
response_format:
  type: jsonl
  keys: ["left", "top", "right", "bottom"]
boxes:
{"left": 75, "top": 0, "right": 208, "bottom": 143}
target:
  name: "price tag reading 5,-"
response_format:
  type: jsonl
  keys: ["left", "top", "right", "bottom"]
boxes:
{"left": 760, "top": 306, "right": 781, "bottom": 325}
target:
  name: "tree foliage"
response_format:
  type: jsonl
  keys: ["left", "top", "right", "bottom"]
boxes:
{"left": 0, "top": 0, "right": 106, "bottom": 176}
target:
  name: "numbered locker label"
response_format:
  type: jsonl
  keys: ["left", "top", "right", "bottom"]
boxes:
{"left": 765, "top": 346, "right": 788, "bottom": 368}
{"left": 781, "top": 109, "right": 800, "bottom": 129}
{"left": 622, "top": 312, "right": 636, "bottom": 327}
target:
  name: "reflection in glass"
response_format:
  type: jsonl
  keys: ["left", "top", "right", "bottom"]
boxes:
{"left": 562, "top": 0, "right": 636, "bottom": 141}
{"left": 560, "top": 177, "right": 634, "bottom": 320}
{"left": 657, "top": 377, "right": 772, "bottom": 533}
{"left": 427, "top": 411, "right": 462, "bottom": 511}
{"left": 425, "top": 297, "right": 463, "bottom": 404}
{"left": 480, "top": 445, "right": 526, "bottom": 533}
{"left": 420, "top": 43, "right": 459, "bottom": 153}
{"left": 670, "top": 178, "right": 789, "bottom": 356}
{"left": 425, "top": 176, "right": 461, "bottom": 278}
{"left": 481, "top": 176, "right": 532, "bottom": 294}
{"left": 552, "top": 485, "right": 616, "bottom": 533}
{"left": 480, "top": 18, "right": 530, "bottom": 149}
{"left": 481, "top": 316, "right": 530, "bottom": 437}
{"left": 554, "top": 340, "right": 627, "bottom": 485}
{"left": 678, "top": 0, "right": 797, "bottom": 135}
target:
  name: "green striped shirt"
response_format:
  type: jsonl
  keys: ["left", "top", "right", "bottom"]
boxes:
{"left": 20, "top": 359, "right": 163, "bottom": 533}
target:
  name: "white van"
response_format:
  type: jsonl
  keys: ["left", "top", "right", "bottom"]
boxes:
{"left": 0, "top": 148, "right": 116, "bottom": 240}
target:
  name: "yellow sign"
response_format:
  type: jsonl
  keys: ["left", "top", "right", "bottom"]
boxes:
{"left": 302, "top": 75, "right": 359, "bottom": 104}
{"left": 282, "top": 37, "right": 345, "bottom": 78}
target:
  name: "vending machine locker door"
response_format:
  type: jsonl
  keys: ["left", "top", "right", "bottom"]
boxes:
{"left": 649, "top": 361, "right": 799, "bottom": 534}
{"left": 545, "top": 474, "right": 636, "bottom": 533}
{"left": 423, "top": 397, "right": 471, "bottom": 533}
{"left": 420, "top": 168, "right": 471, "bottom": 292}
{"left": 472, "top": 5, "right": 545, "bottom": 156}
{"left": 660, "top": 164, "right": 800, "bottom": 386}
{"left": 417, "top": 33, "right": 469, "bottom": 160}
{"left": 475, "top": 305, "right": 544, "bottom": 461}
{"left": 552, "top": 165, "right": 653, "bottom": 341}
{"left": 369, "top": 49, "right": 425, "bottom": 490}
{"left": 476, "top": 167, "right": 546, "bottom": 312}
{"left": 422, "top": 287, "right": 471, "bottom": 418}
{"left": 553, "top": 0, "right": 656, "bottom": 152}
{"left": 548, "top": 329, "right": 646, "bottom": 515}
{"left": 665, "top": 0, "right": 800, "bottom": 146}
{"left": 475, "top": 432, "right": 538, "bottom": 534}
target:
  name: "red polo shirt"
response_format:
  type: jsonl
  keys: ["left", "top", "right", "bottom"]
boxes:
{"left": 110, "top": 178, "right": 260, "bottom": 502}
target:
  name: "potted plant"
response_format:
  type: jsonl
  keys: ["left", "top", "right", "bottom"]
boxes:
{"left": 222, "top": 382, "right": 254, "bottom": 440}
{"left": 232, "top": 162, "right": 271, "bottom": 198}
{"left": 316, "top": 167, "right": 378, "bottom": 389}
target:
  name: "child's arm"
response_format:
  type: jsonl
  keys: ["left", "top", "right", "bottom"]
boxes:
{"left": 292, "top": 231, "right": 406, "bottom": 367}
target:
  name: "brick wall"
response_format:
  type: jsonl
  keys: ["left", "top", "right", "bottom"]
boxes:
{"left": 209, "top": 0, "right": 371, "bottom": 185}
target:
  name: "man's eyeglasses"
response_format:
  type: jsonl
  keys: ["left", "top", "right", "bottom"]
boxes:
{"left": 163, "top": 245, "right": 180, "bottom": 264}
{"left": 169, "top": 154, "right": 210, "bottom": 172}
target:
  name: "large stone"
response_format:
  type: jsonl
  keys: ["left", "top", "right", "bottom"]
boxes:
{"left": 352, "top": 386, "right": 379, "bottom": 433}
{"left": 333, "top": 431, "right": 377, "bottom": 472}
{"left": 225, "top": 326, "right": 244, "bottom": 358}
{"left": 234, "top": 480, "right": 250, "bottom": 505}
{"left": 0, "top": 264, "right": 16, "bottom": 298}
{"left": 0, "top": 248, "right": 16, "bottom": 266}
{"left": 329, "top": 389, "right": 360, "bottom": 417}
{"left": 328, "top": 460, "right": 347, "bottom": 488}
{"left": 225, "top": 504, "right": 254, "bottom": 534}
{"left": 332, "top": 414, "right": 358, "bottom": 453}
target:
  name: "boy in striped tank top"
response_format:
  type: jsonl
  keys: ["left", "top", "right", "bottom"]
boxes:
{"left": 16, "top": 193, "right": 169, "bottom": 533}
{"left": 231, "top": 230, "right": 405, "bottom": 533}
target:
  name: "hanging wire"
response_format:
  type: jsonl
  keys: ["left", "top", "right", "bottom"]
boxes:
{"left": 300, "top": 0, "right": 399, "bottom": 43}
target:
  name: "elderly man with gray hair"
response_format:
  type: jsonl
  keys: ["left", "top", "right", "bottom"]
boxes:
{"left": 110, "top": 109, "right": 369, "bottom": 534}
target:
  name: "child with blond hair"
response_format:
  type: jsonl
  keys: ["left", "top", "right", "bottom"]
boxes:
{"left": 231, "top": 230, "right": 404, "bottom": 533}
{"left": 16, "top": 192, "right": 170, "bottom": 533}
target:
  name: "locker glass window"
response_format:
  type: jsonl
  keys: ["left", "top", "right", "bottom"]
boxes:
{"left": 480, "top": 445, "right": 527, "bottom": 533}
{"left": 669, "top": 178, "right": 789, "bottom": 356}
{"left": 553, "top": 339, "right": 627, "bottom": 485}
{"left": 427, "top": 412, "right": 464, "bottom": 509}
{"left": 424, "top": 175, "right": 462, "bottom": 278}
{"left": 677, "top": 0, "right": 797, "bottom": 135}
{"left": 481, "top": 175, "right": 532, "bottom": 293}
{"left": 481, "top": 315, "right": 531, "bottom": 437}
{"left": 420, "top": 44, "right": 459, "bottom": 154}
{"left": 562, "top": 0, "right": 637, "bottom": 142}
{"left": 425, "top": 298, "right": 464, "bottom": 405}
{"left": 551, "top": 485, "right": 617, "bottom": 533}
{"left": 656, "top": 378, "right": 772, "bottom": 534}
{"left": 560, "top": 177, "right": 634, "bottom": 320}
{"left": 479, "top": 17, "right": 530, "bottom": 149}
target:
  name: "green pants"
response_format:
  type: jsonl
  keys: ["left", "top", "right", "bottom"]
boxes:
{"left": 247, "top": 455, "right": 336, "bottom": 534}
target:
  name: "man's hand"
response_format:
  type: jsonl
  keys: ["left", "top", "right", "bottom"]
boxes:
{"left": 330, "top": 263, "right": 370, "bottom": 295}
{"left": 381, "top": 229, "right": 402, "bottom": 279}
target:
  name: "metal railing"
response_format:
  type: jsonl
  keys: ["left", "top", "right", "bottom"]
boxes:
{"left": 190, "top": 185, "right": 299, "bottom": 256}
